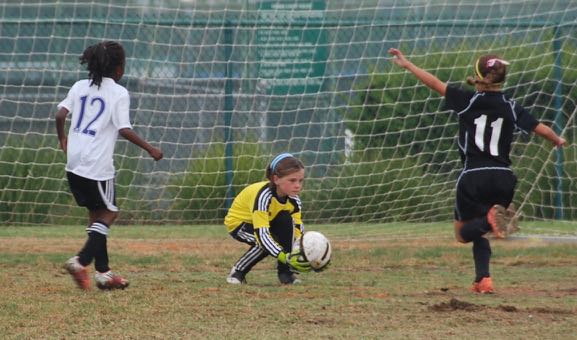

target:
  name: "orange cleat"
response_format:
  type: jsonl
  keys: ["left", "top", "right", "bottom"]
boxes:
{"left": 471, "top": 276, "right": 494, "bottom": 294}
{"left": 487, "top": 205, "right": 509, "bottom": 239}
{"left": 95, "top": 271, "right": 129, "bottom": 290}
{"left": 64, "top": 256, "right": 91, "bottom": 290}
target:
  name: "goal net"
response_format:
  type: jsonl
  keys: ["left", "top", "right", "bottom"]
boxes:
{"left": 1, "top": 0, "right": 576, "bottom": 232}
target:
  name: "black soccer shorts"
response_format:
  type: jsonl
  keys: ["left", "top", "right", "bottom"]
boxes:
{"left": 454, "top": 168, "right": 517, "bottom": 222}
{"left": 66, "top": 172, "right": 118, "bottom": 212}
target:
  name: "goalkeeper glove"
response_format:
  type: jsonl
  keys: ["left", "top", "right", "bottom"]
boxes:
{"left": 278, "top": 249, "right": 311, "bottom": 273}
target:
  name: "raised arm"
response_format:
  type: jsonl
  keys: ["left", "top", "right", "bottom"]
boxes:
{"left": 388, "top": 48, "right": 447, "bottom": 96}
{"left": 533, "top": 123, "right": 566, "bottom": 148}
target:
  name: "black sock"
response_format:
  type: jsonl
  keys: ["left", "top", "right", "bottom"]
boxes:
{"left": 78, "top": 221, "right": 111, "bottom": 272}
{"left": 460, "top": 218, "right": 491, "bottom": 242}
{"left": 473, "top": 237, "right": 492, "bottom": 282}
{"left": 93, "top": 233, "right": 110, "bottom": 273}
{"left": 77, "top": 231, "right": 100, "bottom": 267}
{"left": 85, "top": 221, "right": 111, "bottom": 273}
{"left": 78, "top": 231, "right": 109, "bottom": 271}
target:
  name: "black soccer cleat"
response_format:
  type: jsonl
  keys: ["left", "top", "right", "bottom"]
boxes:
{"left": 278, "top": 271, "right": 302, "bottom": 285}
{"left": 226, "top": 268, "right": 247, "bottom": 285}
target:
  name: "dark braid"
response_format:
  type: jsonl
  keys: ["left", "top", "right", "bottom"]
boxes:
{"left": 79, "top": 41, "right": 125, "bottom": 87}
{"left": 466, "top": 54, "right": 508, "bottom": 86}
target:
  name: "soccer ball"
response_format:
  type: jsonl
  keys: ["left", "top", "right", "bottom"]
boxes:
{"left": 299, "top": 231, "right": 331, "bottom": 271}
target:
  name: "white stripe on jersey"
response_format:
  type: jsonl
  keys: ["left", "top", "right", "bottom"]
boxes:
{"left": 461, "top": 131, "right": 469, "bottom": 169}
{"left": 289, "top": 195, "right": 302, "bottom": 211}
{"left": 257, "top": 187, "right": 273, "bottom": 211}
{"left": 462, "top": 166, "right": 512, "bottom": 174}
{"left": 506, "top": 98, "right": 518, "bottom": 125}
{"left": 460, "top": 131, "right": 468, "bottom": 154}
{"left": 456, "top": 92, "right": 484, "bottom": 116}
{"left": 503, "top": 95, "right": 529, "bottom": 134}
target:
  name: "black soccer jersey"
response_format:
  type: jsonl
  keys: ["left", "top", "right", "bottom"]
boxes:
{"left": 444, "top": 86, "right": 539, "bottom": 170}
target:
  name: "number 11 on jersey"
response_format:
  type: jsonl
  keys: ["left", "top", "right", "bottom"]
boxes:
{"left": 473, "top": 115, "right": 503, "bottom": 156}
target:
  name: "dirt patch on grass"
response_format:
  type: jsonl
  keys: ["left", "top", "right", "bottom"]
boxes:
{"left": 429, "top": 298, "right": 575, "bottom": 316}
{"left": 0, "top": 237, "right": 240, "bottom": 256}
{"left": 525, "top": 307, "right": 575, "bottom": 315}
{"left": 430, "top": 298, "right": 481, "bottom": 312}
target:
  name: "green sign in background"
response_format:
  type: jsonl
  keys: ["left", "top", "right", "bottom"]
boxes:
{"left": 257, "top": 1, "right": 326, "bottom": 95}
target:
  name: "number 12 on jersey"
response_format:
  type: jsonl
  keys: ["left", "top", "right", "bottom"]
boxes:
{"left": 73, "top": 95, "right": 106, "bottom": 137}
{"left": 473, "top": 115, "right": 503, "bottom": 156}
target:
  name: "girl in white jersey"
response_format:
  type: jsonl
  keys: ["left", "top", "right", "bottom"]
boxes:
{"left": 56, "top": 41, "right": 163, "bottom": 290}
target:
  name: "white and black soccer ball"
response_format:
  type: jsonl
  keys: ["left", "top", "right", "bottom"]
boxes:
{"left": 299, "top": 231, "right": 331, "bottom": 271}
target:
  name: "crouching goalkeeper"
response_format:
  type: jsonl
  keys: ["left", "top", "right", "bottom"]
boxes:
{"left": 224, "top": 153, "right": 311, "bottom": 285}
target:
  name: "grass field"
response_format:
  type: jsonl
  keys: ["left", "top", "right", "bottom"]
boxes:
{"left": 1, "top": 222, "right": 577, "bottom": 339}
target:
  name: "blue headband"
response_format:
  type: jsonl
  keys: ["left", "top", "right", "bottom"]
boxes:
{"left": 270, "top": 153, "right": 293, "bottom": 171}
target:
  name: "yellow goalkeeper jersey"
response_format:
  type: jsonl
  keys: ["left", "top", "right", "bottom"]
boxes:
{"left": 224, "top": 181, "right": 303, "bottom": 235}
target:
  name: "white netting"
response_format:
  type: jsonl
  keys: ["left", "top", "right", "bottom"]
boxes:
{"left": 0, "top": 0, "right": 575, "bottom": 227}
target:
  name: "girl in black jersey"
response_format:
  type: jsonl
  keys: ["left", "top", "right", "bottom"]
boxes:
{"left": 389, "top": 48, "right": 565, "bottom": 293}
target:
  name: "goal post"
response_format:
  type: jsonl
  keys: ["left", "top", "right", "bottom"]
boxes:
{"left": 0, "top": 1, "right": 576, "bottom": 233}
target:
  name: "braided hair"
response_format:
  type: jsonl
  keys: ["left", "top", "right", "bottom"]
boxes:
{"left": 79, "top": 41, "right": 125, "bottom": 87}
{"left": 466, "top": 54, "right": 509, "bottom": 87}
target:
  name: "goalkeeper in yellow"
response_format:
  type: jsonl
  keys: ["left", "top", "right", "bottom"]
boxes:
{"left": 225, "top": 153, "right": 311, "bottom": 285}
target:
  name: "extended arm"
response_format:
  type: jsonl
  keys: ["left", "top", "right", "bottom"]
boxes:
{"left": 388, "top": 48, "right": 447, "bottom": 96}
{"left": 533, "top": 123, "right": 566, "bottom": 148}
{"left": 119, "top": 128, "right": 163, "bottom": 161}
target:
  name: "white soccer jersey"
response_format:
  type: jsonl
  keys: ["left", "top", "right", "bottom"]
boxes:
{"left": 58, "top": 77, "right": 132, "bottom": 181}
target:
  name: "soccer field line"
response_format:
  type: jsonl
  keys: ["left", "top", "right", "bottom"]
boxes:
{"left": 508, "top": 235, "right": 577, "bottom": 243}
{"left": 336, "top": 234, "right": 577, "bottom": 243}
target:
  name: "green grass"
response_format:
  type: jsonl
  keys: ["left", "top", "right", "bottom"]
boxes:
{"left": 1, "top": 222, "right": 577, "bottom": 339}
